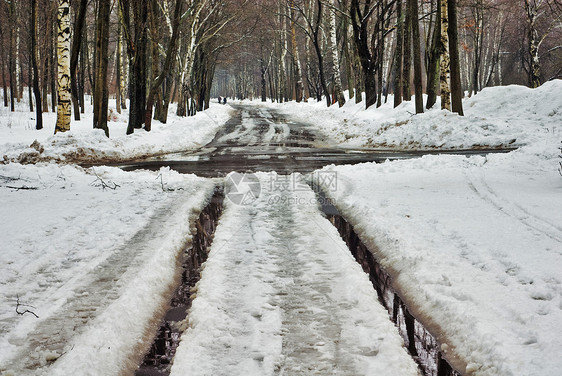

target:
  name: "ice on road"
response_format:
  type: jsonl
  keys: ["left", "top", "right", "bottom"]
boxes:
{"left": 170, "top": 172, "right": 420, "bottom": 376}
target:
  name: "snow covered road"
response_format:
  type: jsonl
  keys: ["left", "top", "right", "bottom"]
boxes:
{"left": 170, "top": 172, "right": 420, "bottom": 376}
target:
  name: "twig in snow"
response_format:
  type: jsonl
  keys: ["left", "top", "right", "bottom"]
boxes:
{"left": 5, "top": 185, "right": 39, "bottom": 191}
{"left": 90, "top": 168, "right": 120, "bottom": 190}
{"left": 156, "top": 173, "right": 183, "bottom": 192}
{"left": 16, "top": 295, "right": 39, "bottom": 318}
{"left": 0, "top": 174, "right": 21, "bottom": 183}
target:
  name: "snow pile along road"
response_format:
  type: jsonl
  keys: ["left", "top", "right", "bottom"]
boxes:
{"left": 170, "top": 172, "right": 420, "bottom": 376}
{"left": 263, "top": 80, "right": 562, "bottom": 150}
{"left": 0, "top": 164, "right": 216, "bottom": 376}
{"left": 316, "top": 140, "right": 562, "bottom": 375}
{"left": 0, "top": 99, "right": 232, "bottom": 164}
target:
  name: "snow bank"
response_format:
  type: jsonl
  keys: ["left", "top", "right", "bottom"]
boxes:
{"left": 0, "top": 163, "right": 216, "bottom": 375}
{"left": 0, "top": 99, "right": 232, "bottom": 164}
{"left": 261, "top": 80, "right": 562, "bottom": 150}
{"left": 315, "top": 137, "right": 562, "bottom": 375}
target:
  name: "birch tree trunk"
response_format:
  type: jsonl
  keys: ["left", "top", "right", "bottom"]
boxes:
{"left": 50, "top": 18, "right": 57, "bottom": 113}
{"left": 15, "top": 29, "right": 21, "bottom": 102}
{"left": 279, "top": 2, "right": 288, "bottom": 102}
{"left": 116, "top": 21, "right": 122, "bottom": 114}
{"left": 329, "top": 0, "right": 345, "bottom": 107}
{"left": 177, "top": 0, "right": 204, "bottom": 116}
{"left": 54, "top": 0, "right": 72, "bottom": 134}
{"left": 290, "top": 0, "right": 304, "bottom": 102}
{"left": 524, "top": 0, "right": 541, "bottom": 88}
{"left": 439, "top": 0, "right": 451, "bottom": 110}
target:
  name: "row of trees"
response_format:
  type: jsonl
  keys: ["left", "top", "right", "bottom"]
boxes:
{"left": 214, "top": 0, "right": 561, "bottom": 111}
{"left": 1, "top": 0, "right": 561, "bottom": 135}
{"left": 1, "top": 0, "right": 248, "bottom": 135}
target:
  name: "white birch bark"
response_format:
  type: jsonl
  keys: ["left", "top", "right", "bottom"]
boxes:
{"left": 329, "top": 0, "right": 345, "bottom": 107}
{"left": 16, "top": 31, "right": 21, "bottom": 101}
{"left": 55, "top": 0, "right": 71, "bottom": 133}
{"left": 279, "top": 2, "right": 288, "bottom": 101}
{"left": 439, "top": 0, "right": 451, "bottom": 110}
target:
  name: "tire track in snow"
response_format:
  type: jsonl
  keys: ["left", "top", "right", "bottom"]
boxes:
{"left": 1, "top": 192, "right": 204, "bottom": 375}
{"left": 466, "top": 170, "right": 562, "bottom": 247}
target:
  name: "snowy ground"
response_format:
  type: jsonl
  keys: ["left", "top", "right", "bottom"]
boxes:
{"left": 0, "top": 164, "right": 216, "bottom": 375}
{"left": 262, "top": 80, "right": 562, "bottom": 150}
{"left": 316, "top": 143, "right": 562, "bottom": 375}
{"left": 0, "top": 97, "right": 232, "bottom": 164}
{"left": 0, "top": 81, "right": 561, "bottom": 376}
{"left": 310, "top": 85, "right": 562, "bottom": 376}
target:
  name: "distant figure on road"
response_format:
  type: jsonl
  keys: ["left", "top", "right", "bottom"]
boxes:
{"left": 223, "top": 97, "right": 227, "bottom": 105}
{"left": 218, "top": 96, "right": 222, "bottom": 104}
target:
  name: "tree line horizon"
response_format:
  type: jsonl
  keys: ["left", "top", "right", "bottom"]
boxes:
{"left": 1, "top": 0, "right": 560, "bottom": 137}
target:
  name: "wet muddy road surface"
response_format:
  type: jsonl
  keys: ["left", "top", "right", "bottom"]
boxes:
{"left": 116, "top": 104, "right": 509, "bottom": 177}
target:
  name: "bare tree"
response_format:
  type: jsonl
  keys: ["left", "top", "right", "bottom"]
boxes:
{"left": 449, "top": 0, "right": 464, "bottom": 115}
{"left": 93, "top": 0, "right": 110, "bottom": 137}
{"left": 70, "top": 0, "right": 88, "bottom": 121}
{"left": 409, "top": 0, "right": 424, "bottom": 113}
{"left": 30, "top": 0, "right": 42, "bottom": 129}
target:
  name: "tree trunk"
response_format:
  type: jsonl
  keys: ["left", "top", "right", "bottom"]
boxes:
{"left": 329, "top": 0, "right": 345, "bottom": 107}
{"left": 402, "top": 0, "right": 412, "bottom": 101}
{"left": 524, "top": 0, "right": 541, "bottom": 88}
{"left": 290, "top": 0, "right": 304, "bottom": 102}
{"left": 79, "top": 27, "right": 86, "bottom": 114}
{"left": 8, "top": 0, "right": 17, "bottom": 112}
{"left": 116, "top": 21, "right": 122, "bottom": 114}
{"left": 439, "top": 0, "right": 451, "bottom": 110}
{"left": 448, "top": 0, "right": 464, "bottom": 115}
{"left": 15, "top": 28, "right": 21, "bottom": 102}
{"left": 28, "top": 58, "right": 33, "bottom": 112}
{"left": 146, "top": 0, "right": 183, "bottom": 130}
{"left": 54, "top": 0, "right": 72, "bottom": 134}
{"left": 393, "top": 0, "right": 403, "bottom": 107}
{"left": 70, "top": 0, "right": 88, "bottom": 121}
{"left": 1, "top": 55, "right": 7, "bottom": 107}
{"left": 426, "top": 0, "right": 441, "bottom": 109}
{"left": 31, "top": 0, "right": 43, "bottom": 130}
{"left": 409, "top": 0, "right": 423, "bottom": 114}
{"left": 124, "top": 0, "right": 148, "bottom": 134}
{"left": 50, "top": 18, "right": 57, "bottom": 113}
{"left": 93, "top": 0, "right": 110, "bottom": 137}
{"left": 350, "top": 0, "right": 377, "bottom": 109}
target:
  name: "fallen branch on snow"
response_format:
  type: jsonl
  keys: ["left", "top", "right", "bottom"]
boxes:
{"left": 90, "top": 168, "right": 120, "bottom": 190}
{"left": 157, "top": 173, "right": 183, "bottom": 192}
{"left": 16, "top": 295, "right": 39, "bottom": 318}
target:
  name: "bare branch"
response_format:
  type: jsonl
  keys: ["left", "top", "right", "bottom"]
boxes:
{"left": 16, "top": 295, "right": 39, "bottom": 318}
